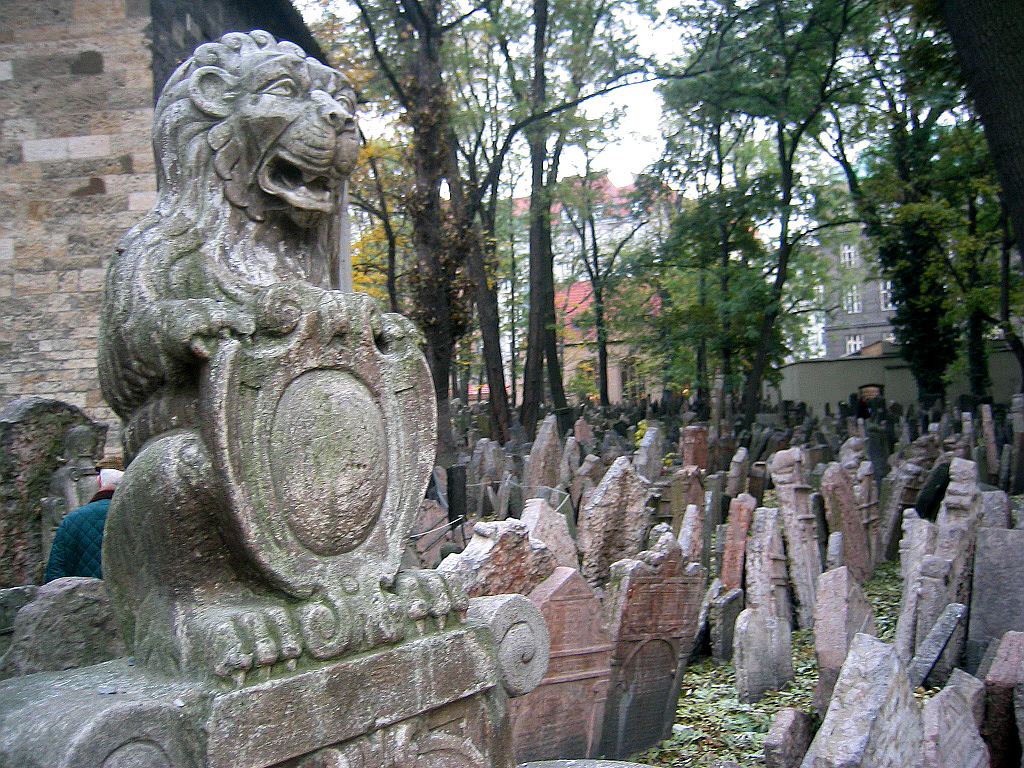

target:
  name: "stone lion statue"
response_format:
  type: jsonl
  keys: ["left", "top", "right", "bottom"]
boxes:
{"left": 98, "top": 31, "right": 463, "bottom": 685}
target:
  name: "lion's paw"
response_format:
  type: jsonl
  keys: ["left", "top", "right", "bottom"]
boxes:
{"left": 394, "top": 570, "right": 469, "bottom": 631}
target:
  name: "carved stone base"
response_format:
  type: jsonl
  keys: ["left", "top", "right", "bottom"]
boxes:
{"left": 0, "top": 625, "right": 516, "bottom": 768}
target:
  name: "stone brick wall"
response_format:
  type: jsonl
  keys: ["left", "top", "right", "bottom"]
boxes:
{"left": 0, "top": 0, "right": 156, "bottom": 448}
{"left": 0, "top": 0, "right": 325, "bottom": 454}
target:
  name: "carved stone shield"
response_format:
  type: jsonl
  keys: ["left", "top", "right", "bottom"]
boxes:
{"left": 200, "top": 286, "right": 436, "bottom": 597}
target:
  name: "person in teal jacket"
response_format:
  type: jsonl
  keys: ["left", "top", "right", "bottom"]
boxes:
{"left": 44, "top": 467, "right": 123, "bottom": 581}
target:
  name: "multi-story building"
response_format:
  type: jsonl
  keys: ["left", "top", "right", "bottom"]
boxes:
{"left": 821, "top": 232, "right": 898, "bottom": 358}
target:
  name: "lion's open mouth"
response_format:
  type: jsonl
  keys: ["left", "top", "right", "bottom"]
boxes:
{"left": 259, "top": 151, "right": 337, "bottom": 213}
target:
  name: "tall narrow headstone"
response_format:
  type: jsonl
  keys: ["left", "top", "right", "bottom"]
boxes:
{"left": 745, "top": 507, "right": 792, "bottom": 626}
{"left": 726, "top": 446, "right": 749, "bottom": 497}
{"left": 821, "top": 462, "right": 872, "bottom": 582}
{"left": 733, "top": 607, "right": 793, "bottom": 703}
{"left": 721, "top": 494, "right": 757, "bottom": 592}
{"left": 770, "top": 449, "right": 819, "bottom": 629}
{"left": 682, "top": 425, "right": 710, "bottom": 470}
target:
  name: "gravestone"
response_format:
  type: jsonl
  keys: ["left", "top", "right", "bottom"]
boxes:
{"left": 559, "top": 436, "right": 583, "bottom": 490}
{"left": 733, "top": 607, "right": 793, "bottom": 703}
{"left": 669, "top": 466, "right": 704, "bottom": 538}
{"left": 981, "top": 403, "right": 999, "bottom": 483}
{"left": 709, "top": 587, "right": 744, "bottom": 663}
{"left": 682, "top": 425, "right": 709, "bottom": 470}
{"left": 880, "top": 456, "right": 929, "bottom": 561}
{"left": 744, "top": 507, "right": 791, "bottom": 626}
{"left": 633, "top": 424, "right": 662, "bottom": 482}
{"left": 894, "top": 510, "right": 938, "bottom": 663}
{"left": 525, "top": 415, "right": 562, "bottom": 499}
{"left": 770, "top": 449, "right": 819, "bottom": 629}
{"left": 820, "top": 463, "right": 872, "bottom": 583}
{"left": 600, "top": 535, "right": 707, "bottom": 759}
{"left": 0, "top": 398, "right": 108, "bottom": 586}
{"left": 0, "top": 586, "right": 36, "bottom": 656}
{"left": 0, "top": 33, "right": 546, "bottom": 768}
{"left": 577, "top": 457, "right": 650, "bottom": 588}
{"left": 676, "top": 504, "right": 704, "bottom": 564}
{"left": 800, "top": 634, "right": 921, "bottom": 768}
{"left": 920, "top": 674, "right": 989, "bottom": 768}
{"left": 520, "top": 497, "right": 579, "bottom": 570}
{"left": 908, "top": 602, "right": 967, "bottom": 688}
{"left": 812, "top": 566, "right": 875, "bottom": 712}
{"left": 438, "top": 520, "right": 557, "bottom": 598}
{"left": 510, "top": 567, "right": 613, "bottom": 762}
{"left": 726, "top": 447, "right": 749, "bottom": 497}
{"left": 967, "top": 528, "right": 1024, "bottom": 670}
{"left": 764, "top": 708, "right": 813, "bottom": 768}
{"left": 979, "top": 489, "right": 1011, "bottom": 528}
{"left": 982, "top": 631, "right": 1024, "bottom": 768}
{"left": 721, "top": 493, "right": 756, "bottom": 591}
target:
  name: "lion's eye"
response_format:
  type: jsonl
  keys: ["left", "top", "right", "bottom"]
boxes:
{"left": 263, "top": 79, "right": 297, "bottom": 97}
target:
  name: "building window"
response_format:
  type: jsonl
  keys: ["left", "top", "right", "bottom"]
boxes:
{"left": 840, "top": 243, "right": 858, "bottom": 268}
{"left": 842, "top": 285, "right": 862, "bottom": 314}
{"left": 880, "top": 280, "right": 895, "bottom": 311}
{"left": 884, "top": 332, "right": 897, "bottom": 343}
{"left": 845, "top": 334, "right": 864, "bottom": 355}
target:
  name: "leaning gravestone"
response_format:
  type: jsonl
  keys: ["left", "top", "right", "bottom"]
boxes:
{"left": 577, "top": 456, "right": 650, "bottom": 588}
{"left": 812, "top": 566, "right": 875, "bottom": 712}
{"left": 0, "top": 32, "right": 547, "bottom": 768}
{"left": 600, "top": 534, "right": 707, "bottom": 759}
{"left": 967, "top": 528, "right": 1024, "bottom": 670}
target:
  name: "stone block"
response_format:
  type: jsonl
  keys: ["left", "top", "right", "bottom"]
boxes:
{"left": 0, "top": 577, "right": 123, "bottom": 679}
{"left": 764, "top": 707, "right": 813, "bottom": 768}
{"left": 734, "top": 607, "right": 793, "bottom": 703}
{"left": 801, "top": 634, "right": 921, "bottom": 768}
{"left": 813, "top": 566, "right": 876, "bottom": 711}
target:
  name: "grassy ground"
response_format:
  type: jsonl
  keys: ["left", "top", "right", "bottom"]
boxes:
{"left": 634, "top": 560, "right": 904, "bottom": 767}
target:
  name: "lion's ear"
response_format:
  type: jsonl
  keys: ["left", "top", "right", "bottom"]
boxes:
{"left": 188, "top": 66, "right": 238, "bottom": 118}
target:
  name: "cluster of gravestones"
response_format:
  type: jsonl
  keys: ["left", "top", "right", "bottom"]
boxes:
{"left": 401, "top": 395, "right": 1024, "bottom": 766}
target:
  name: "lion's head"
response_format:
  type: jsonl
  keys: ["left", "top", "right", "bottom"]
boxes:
{"left": 154, "top": 30, "right": 359, "bottom": 228}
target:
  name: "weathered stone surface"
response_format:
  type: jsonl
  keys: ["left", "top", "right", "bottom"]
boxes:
{"left": 525, "top": 415, "right": 564, "bottom": 498}
{"left": 920, "top": 672, "right": 989, "bottom": 768}
{"left": 682, "top": 425, "right": 710, "bottom": 470}
{"left": 0, "top": 398, "right": 107, "bottom": 587}
{"left": 982, "top": 631, "right": 1024, "bottom": 768}
{"left": 521, "top": 497, "right": 579, "bottom": 570}
{"left": 947, "top": 667, "right": 986, "bottom": 729}
{"left": 894, "top": 509, "right": 938, "bottom": 663}
{"left": 825, "top": 531, "right": 843, "bottom": 571}
{"left": 733, "top": 607, "right": 793, "bottom": 703}
{"left": 0, "top": 586, "right": 36, "bottom": 657}
{"left": 469, "top": 437, "right": 508, "bottom": 516}
{"left": 669, "top": 466, "right": 704, "bottom": 539}
{"left": 908, "top": 601, "right": 966, "bottom": 689}
{"left": 634, "top": 424, "right": 663, "bottom": 483}
{"left": 601, "top": 536, "right": 707, "bottom": 759}
{"left": 821, "top": 462, "right": 872, "bottom": 582}
{"left": 772, "top": 462, "right": 820, "bottom": 629}
{"left": 1, "top": 31, "right": 528, "bottom": 768}
{"left": 968, "top": 528, "right": 1024, "bottom": 671}
{"left": 710, "top": 587, "right": 744, "bottom": 663}
{"left": 721, "top": 494, "right": 756, "bottom": 592}
{"left": 764, "top": 708, "right": 813, "bottom": 768}
{"left": 438, "top": 519, "right": 556, "bottom": 597}
{"left": 511, "top": 567, "right": 613, "bottom": 762}
{"left": 745, "top": 507, "right": 791, "bottom": 626}
{"left": 879, "top": 456, "right": 928, "bottom": 561}
{"left": 578, "top": 456, "right": 651, "bottom": 588}
{"left": 813, "top": 566, "right": 875, "bottom": 711}
{"left": 800, "top": 634, "right": 921, "bottom": 768}
{"left": 980, "top": 489, "right": 1011, "bottom": 528}
{"left": 981, "top": 403, "right": 999, "bottom": 483}
{"left": 0, "top": 577, "right": 123, "bottom": 679}
{"left": 571, "top": 454, "right": 606, "bottom": 510}
{"left": 726, "top": 446, "right": 749, "bottom": 497}
{"left": 677, "top": 503, "right": 704, "bottom": 564}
